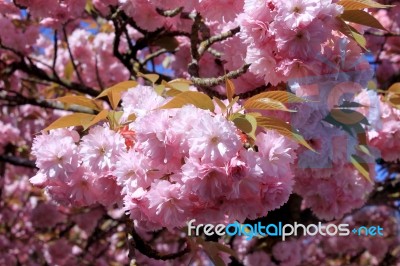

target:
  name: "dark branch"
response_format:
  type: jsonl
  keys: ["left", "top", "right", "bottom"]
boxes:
{"left": 0, "top": 155, "right": 37, "bottom": 169}
{"left": 0, "top": 91, "right": 96, "bottom": 114}
{"left": 63, "top": 26, "right": 84, "bottom": 85}
{"left": 128, "top": 225, "right": 190, "bottom": 261}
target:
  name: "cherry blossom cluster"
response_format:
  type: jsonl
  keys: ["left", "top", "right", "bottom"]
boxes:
{"left": 31, "top": 85, "right": 299, "bottom": 229}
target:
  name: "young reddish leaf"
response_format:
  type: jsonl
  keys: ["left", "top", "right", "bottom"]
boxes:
{"left": 341, "top": 10, "right": 388, "bottom": 31}
{"left": 351, "top": 154, "right": 372, "bottom": 183}
{"left": 388, "top": 83, "right": 400, "bottom": 92}
{"left": 244, "top": 98, "right": 296, "bottom": 112}
{"left": 213, "top": 97, "right": 227, "bottom": 113}
{"left": 337, "top": 18, "right": 367, "bottom": 49}
{"left": 107, "top": 111, "right": 124, "bottom": 129}
{"left": 43, "top": 113, "right": 95, "bottom": 131}
{"left": 159, "top": 91, "right": 215, "bottom": 112}
{"left": 385, "top": 83, "right": 400, "bottom": 108}
{"left": 225, "top": 78, "right": 235, "bottom": 102}
{"left": 226, "top": 96, "right": 240, "bottom": 111}
{"left": 256, "top": 116, "right": 315, "bottom": 151}
{"left": 55, "top": 95, "right": 101, "bottom": 111}
{"left": 127, "top": 113, "right": 137, "bottom": 122}
{"left": 64, "top": 60, "right": 74, "bottom": 80}
{"left": 246, "top": 91, "right": 307, "bottom": 103}
{"left": 137, "top": 72, "right": 159, "bottom": 84}
{"left": 82, "top": 109, "right": 109, "bottom": 130}
{"left": 338, "top": 0, "right": 394, "bottom": 10}
{"left": 165, "top": 88, "right": 183, "bottom": 97}
{"left": 154, "top": 84, "right": 166, "bottom": 96}
{"left": 96, "top": 80, "right": 138, "bottom": 110}
{"left": 329, "top": 109, "right": 369, "bottom": 125}
{"left": 166, "top": 79, "right": 192, "bottom": 91}
{"left": 96, "top": 80, "right": 138, "bottom": 99}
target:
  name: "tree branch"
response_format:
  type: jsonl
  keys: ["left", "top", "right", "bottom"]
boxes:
{"left": 0, "top": 91, "right": 96, "bottom": 114}
{"left": 62, "top": 26, "right": 84, "bottom": 85}
{"left": 0, "top": 155, "right": 37, "bottom": 169}
{"left": 198, "top": 26, "right": 240, "bottom": 57}
{"left": 127, "top": 221, "right": 190, "bottom": 261}
{"left": 191, "top": 63, "right": 250, "bottom": 87}
{"left": 156, "top": 7, "right": 184, "bottom": 17}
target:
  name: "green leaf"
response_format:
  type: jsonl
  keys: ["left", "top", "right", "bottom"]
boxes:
{"left": 341, "top": 10, "right": 388, "bottom": 31}
{"left": 44, "top": 113, "right": 95, "bottom": 131}
{"left": 351, "top": 154, "right": 372, "bottom": 183}
{"left": 338, "top": 0, "right": 394, "bottom": 10}
{"left": 96, "top": 80, "right": 138, "bottom": 110}
{"left": 55, "top": 95, "right": 101, "bottom": 111}
{"left": 244, "top": 98, "right": 296, "bottom": 112}
{"left": 256, "top": 116, "right": 315, "bottom": 151}
{"left": 159, "top": 91, "right": 215, "bottom": 112}
{"left": 230, "top": 113, "right": 257, "bottom": 140}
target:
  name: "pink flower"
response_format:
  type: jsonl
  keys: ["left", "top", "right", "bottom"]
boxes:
{"left": 187, "top": 114, "right": 241, "bottom": 164}
{"left": 32, "top": 129, "right": 79, "bottom": 180}
{"left": 256, "top": 130, "right": 298, "bottom": 177}
{"left": 180, "top": 158, "right": 231, "bottom": 202}
{"left": 275, "top": 21, "right": 327, "bottom": 59}
{"left": 121, "top": 85, "right": 166, "bottom": 118}
{"left": 278, "top": 0, "right": 319, "bottom": 28}
{"left": 114, "top": 149, "right": 157, "bottom": 191}
{"left": 146, "top": 180, "right": 189, "bottom": 228}
{"left": 272, "top": 239, "right": 302, "bottom": 266}
{"left": 79, "top": 126, "right": 126, "bottom": 174}
{"left": 31, "top": 202, "right": 66, "bottom": 228}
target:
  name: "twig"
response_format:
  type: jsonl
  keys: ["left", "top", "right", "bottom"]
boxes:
{"left": 62, "top": 26, "right": 84, "bottom": 85}
{"left": 142, "top": 48, "right": 174, "bottom": 65}
{"left": 127, "top": 222, "right": 190, "bottom": 261}
{"left": 191, "top": 63, "right": 250, "bottom": 87}
{"left": 0, "top": 91, "right": 96, "bottom": 114}
{"left": 52, "top": 30, "right": 59, "bottom": 79}
{"left": 198, "top": 26, "right": 240, "bottom": 57}
{"left": 156, "top": 7, "right": 184, "bottom": 17}
{"left": 94, "top": 56, "right": 104, "bottom": 90}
